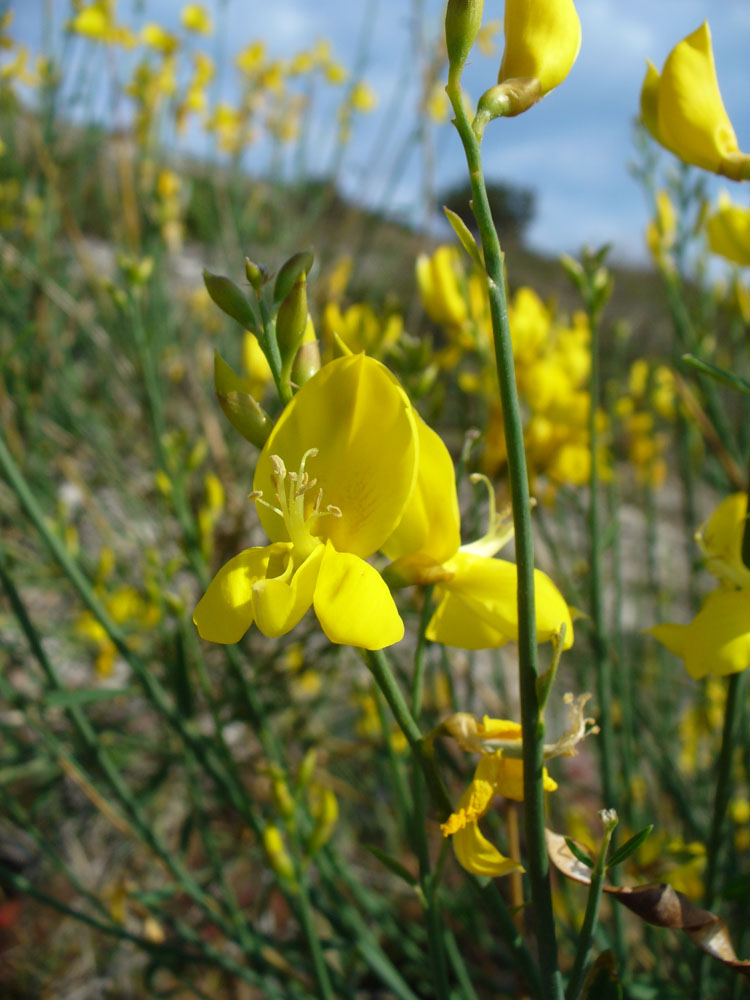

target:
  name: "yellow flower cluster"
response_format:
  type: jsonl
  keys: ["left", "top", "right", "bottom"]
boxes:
{"left": 614, "top": 360, "right": 676, "bottom": 489}
{"left": 416, "top": 247, "right": 607, "bottom": 493}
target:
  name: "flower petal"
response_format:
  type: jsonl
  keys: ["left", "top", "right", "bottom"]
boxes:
{"left": 452, "top": 820, "right": 523, "bottom": 878}
{"left": 499, "top": 0, "right": 581, "bottom": 97}
{"left": 427, "top": 589, "right": 510, "bottom": 649}
{"left": 382, "top": 415, "right": 461, "bottom": 565}
{"left": 193, "top": 545, "right": 283, "bottom": 644}
{"left": 254, "top": 355, "right": 418, "bottom": 558}
{"left": 649, "top": 589, "right": 750, "bottom": 679}
{"left": 435, "top": 552, "right": 574, "bottom": 649}
{"left": 252, "top": 545, "right": 324, "bottom": 638}
{"left": 313, "top": 541, "right": 404, "bottom": 649}
{"left": 658, "top": 22, "right": 748, "bottom": 178}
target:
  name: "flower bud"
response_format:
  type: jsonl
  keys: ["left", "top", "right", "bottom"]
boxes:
{"left": 276, "top": 274, "right": 308, "bottom": 365}
{"left": 291, "top": 339, "right": 321, "bottom": 387}
{"left": 273, "top": 248, "right": 314, "bottom": 305}
{"left": 213, "top": 351, "right": 272, "bottom": 448}
{"left": 445, "top": 0, "right": 485, "bottom": 86}
{"left": 262, "top": 826, "right": 296, "bottom": 882}
{"left": 244, "top": 256, "right": 269, "bottom": 295}
{"left": 306, "top": 784, "right": 339, "bottom": 856}
{"left": 203, "top": 269, "right": 258, "bottom": 330}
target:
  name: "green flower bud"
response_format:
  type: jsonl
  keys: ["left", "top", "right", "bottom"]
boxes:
{"left": 213, "top": 351, "right": 272, "bottom": 448}
{"left": 291, "top": 339, "right": 321, "bottom": 387}
{"left": 276, "top": 274, "right": 308, "bottom": 366}
{"left": 244, "top": 257, "right": 269, "bottom": 295}
{"left": 273, "top": 248, "right": 314, "bottom": 305}
{"left": 445, "top": 0, "right": 484, "bottom": 86}
{"left": 203, "top": 270, "right": 258, "bottom": 331}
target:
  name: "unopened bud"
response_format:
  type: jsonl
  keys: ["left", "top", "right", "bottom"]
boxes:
{"left": 203, "top": 270, "right": 258, "bottom": 331}
{"left": 244, "top": 257, "right": 269, "bottom": 295}
{"left": 445, "top": 0, "right": 485, "bottom": 87}
{"left": 274, "top": 248, "right": 314, "bottom": 305}
{"left": 214, "top": 352, "right": 272, "bottom": 448}
{"left": 306, "top": 785, "right": 339, "bottom": 856}
{"left": 262, "top": 826, "right": 296, "bottom": 883}
{"left": 276, "top": 274, "right": 308, "bottom": 364}
{"left": 291, "top": 339, "right": 320, "bottom": 387}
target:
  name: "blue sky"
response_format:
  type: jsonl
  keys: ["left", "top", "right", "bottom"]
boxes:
{"left": 10, "top": 0, "right": 750, "bottom": 262}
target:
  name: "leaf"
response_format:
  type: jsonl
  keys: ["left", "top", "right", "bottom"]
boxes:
{"left": 547, "top": 829, "right": 750, "bottom": 978}
{"left": 606, "top": 825, "right": 654, "bottom": 870}
{"left": 202, "top": 270, "right": 258, "bottom": 331}
{"left": 680, "top": 354, "right": 750, "bottom": 396}
{"left": 363, "top": 845, "right": 417, "bottom": 887}
{"left": 443, "top": 207, "right": 484, "bottom": 270}
{"left": 564, "top": 837, "right": 595, "bottom": 869}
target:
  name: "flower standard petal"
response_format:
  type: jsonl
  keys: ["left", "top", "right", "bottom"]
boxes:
{"left": 313, "top": 541, "right": 404, "bottom": 649}
{"left": 657, "top": 22, "right": 748, "bottom": 179}
{"left": 499, "top": 0, "right": 581, "bottom": 97}
{"left": 382, "top": 415, "right": 461, "bottom": 565}
{"left": 193, "top": 544, "right": 284, "bottom": 644}
{"left": 254, "top": 355, "right": 418, "bottom": 558}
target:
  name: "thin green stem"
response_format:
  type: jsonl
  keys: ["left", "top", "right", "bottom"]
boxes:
{"left": 364, "top": 648, "right": 452, "bottom": 820}
{"left": 411, "top": 585, "right": 434, "bottom": 718}
{"left": 446, "top": 79, "right": 562, "bottom": 999}
{"left": 565, "top": 820, "right": 616, "bottom": 999}
{"left": 704, "top": 670, "right": 744, "bottom": 910}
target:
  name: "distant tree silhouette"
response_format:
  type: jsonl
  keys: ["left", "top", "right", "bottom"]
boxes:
{"left": 439, "top": 179, "right": 536, "bottom": 243}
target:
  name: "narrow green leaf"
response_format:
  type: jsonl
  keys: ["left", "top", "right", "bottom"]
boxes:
{"left": 606, "top": 824, "right": 654, "bottom": 870}
{"left": 444, "top": 207, "right": 484, "bottom": 270}
{"left": 363, "top": 844, "right": 418, "bottom": 886}
{"left": 681, "top": 354, "right": 750, "bottom": 396}
{"left": 565, "top": 837, "right": 594, "bottom": 869}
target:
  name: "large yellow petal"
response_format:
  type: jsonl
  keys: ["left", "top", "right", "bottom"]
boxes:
{"left": 697, "top": 493, "right": 750, "bottom": 588}
{"left": 193, "top": 544, "right": 286, "bottom": 644}
{"left": 706, "top": 199, "right": 750, "bottom": 267}
{"left": 313, "top": 541, "right": 404, "bottom": 649}
{"left": 254, "top": 355, "right": 418, "bottom": 558}
{"left": 427, "top": 588, "right": 510, "bottom": 649}
{"left": 452, "top": 820, "right": 523, "bottom": 878}
{"left": 382, "top": 415, "right": 461, "bottom": 565}
{"left": 657, "top": 22, "right": 749, "bottom": 179}
{"left": 499, "top": 0, "right": 581, "bottom": 97}
{"left": 649, "top": 589, "right": 750, "bottom": 679}
{"left": 252, "top": 545, "right": 324, "bottom": 638}
{"left": 639, "top": 59, "right": 663, "bottom": 145}
{"left": 439, "top": 551, "right": 574, "bottom": 648}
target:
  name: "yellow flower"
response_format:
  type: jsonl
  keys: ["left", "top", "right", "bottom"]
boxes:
{"left": 181, "top": 4, "right": 213, "bottom": 35}
{"left": 648, "top": 588, "right": 750, "bottom": 680}
{"left": 439, "top": 707, "right": 590, "bottom": 878}
{"left": 141, "top": 23, "right": 179, "bottom": 55}
{"left": 194, "top": 355, "right": 421, "bottom": 650}
{"left": 349, "top": 81, "right": 377, "bottom": 113}
{"left": 640, "top": 23, "right": 750, "bottom": 180}
{"left": 706, "top": 193, "right": 750, "bottom": 266}
{"left": 498, "top": 0, "right": 581, "bottom": 99}
{"left": 695, "top": 493, "right": 750, "bottom": 589}
{"left": 416, "top": 246, "right": 468, "bottom": 327}
{"left": 384, "top": 465, "right": 573, "bottom": 650}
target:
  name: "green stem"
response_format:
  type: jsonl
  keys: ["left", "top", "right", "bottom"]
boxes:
{"left": 704, "top": 670, "right": 744, "bottom": 910}
{"left": 565, "top": 820, "right": 616, "bottom": 999}
{"left": 364, "top": 648, "right": 452, "bottom": 820}
{"left": 411, "top": 585, "right": 434, "bottom": 718}
{"left": 446, "top": 80, "right": 562, "bottom": 999}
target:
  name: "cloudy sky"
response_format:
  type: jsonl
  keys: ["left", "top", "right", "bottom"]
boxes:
{"left": 10, "top": 0, "right": 750, "bottom": 262}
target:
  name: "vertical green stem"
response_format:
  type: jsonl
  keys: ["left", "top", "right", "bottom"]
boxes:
{"left": 565, "top": 820, "right": 616, "bottom": 1000}
{"left": 704, "top": 670, "right": 744, "bottom": 910}
{"left": 446, "top": 84, "right": 562, "bottom": 998}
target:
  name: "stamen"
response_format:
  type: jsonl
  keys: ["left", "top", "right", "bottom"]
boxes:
{"left": 249, "top": 490, "right": 283, "bottom": 516}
